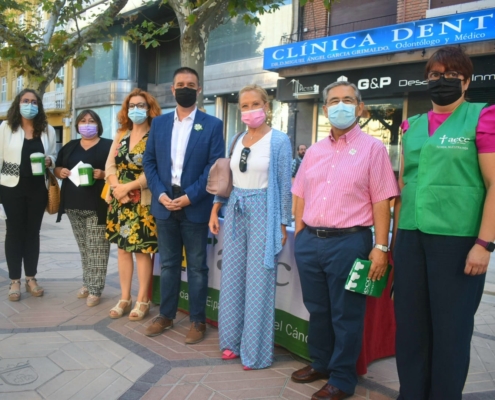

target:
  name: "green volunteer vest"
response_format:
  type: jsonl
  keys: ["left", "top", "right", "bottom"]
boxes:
{"left": 399, "top": 102, "right": 487, "bottom": 237}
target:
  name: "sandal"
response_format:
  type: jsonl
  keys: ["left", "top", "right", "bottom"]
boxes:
{"left": 222, "top": 350, "right": 239, "bottom": 360}
{"left": 25, "top": 277, "right": 44, "bottom": 297}
{"left": 77, "top": 287, "right": 89, "bottom": 299}
{"left": 86, "top": 295, "right": 100, "bottom": 307}
{"left": 128, "top": 301, "right": 151, "bottom": 321}
{"left": 8, "top": 280, "right": 21, "bottom": 302}
{"left": 109, "top": 299, "right": 132, "bottom": 319}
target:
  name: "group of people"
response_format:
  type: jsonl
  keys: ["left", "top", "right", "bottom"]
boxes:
{"left": 0, "top": 47, "right": 493, "bottom": 400}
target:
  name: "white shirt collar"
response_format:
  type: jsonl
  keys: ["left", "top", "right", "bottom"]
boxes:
{"left": 174, "top": 107, "right": 198, "bottom": 122}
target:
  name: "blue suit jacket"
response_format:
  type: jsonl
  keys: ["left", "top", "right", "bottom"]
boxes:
{"left": 143, "top": 110, "right": 225, "bottom": 223}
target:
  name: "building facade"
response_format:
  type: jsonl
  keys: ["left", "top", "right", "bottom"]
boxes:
{"left": 265, "top": 0, "right": 495, "bottom": 175}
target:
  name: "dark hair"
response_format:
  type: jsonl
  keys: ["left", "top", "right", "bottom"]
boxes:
{"left": 75, "top": 109, "right": 104, "bottom": 137}
{"left": 173, "top": 67, "right": 200, "bottom": 86}
{"left": 7, "top": 88, "right": 48, "bottom": 138}
{"left": 117, "top": 88, "right": 162, "bottom": 133}
{"left": 425, "top": 46, "right": 473, "bottom": 81}
{"left": 297, "top": 144, "right": 306, "bottom": 151}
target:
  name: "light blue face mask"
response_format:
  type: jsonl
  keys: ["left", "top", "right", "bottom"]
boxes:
{"left": 128, "top": 108, "right": 147, "bottom": 125}
{"left": 328, "top": 102, "right": 357, "bottom": 130}
{"left": 20, "top": 103, "right": 39, "bottom": 120}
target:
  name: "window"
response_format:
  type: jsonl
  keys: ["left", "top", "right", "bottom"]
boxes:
{"left": 157, "top": 41, "right": 181, "bottom": 84}
{"left": 206, "top": 1, "right": 292, "bottom": 65}
{"left": 1, "top": 77, "right": 6, "bottom": 102}
{"left": 55, "top": 67, "right": 64, "bottom": 92}
{"left": 77, "top": 38, "right": 137, "bottom": 87}
{"left": 19, "top": 13, "right": 25, "bottom": 28}
{"left": 16, "top": 75, "right": 23, "bottom": 94}
{"left": 431, "top": 0, "right": 479, "bottom": 8}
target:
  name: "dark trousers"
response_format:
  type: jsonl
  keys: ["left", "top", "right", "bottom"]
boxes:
{"left": 155, "top": 187, "right": 209, "bottom": 323}
{"left": 294, "top": 227, "right": 372, "bottom": 395}
{"left": 0, "top": 177, "right": 48, "bottom": 280}
{"left": 394, "top": 229, "right": 485, "bottom": 400}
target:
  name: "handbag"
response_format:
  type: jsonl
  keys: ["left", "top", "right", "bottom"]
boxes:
{"left": 45, "top": 169, "right": 61, "bottom": 215}
{"left": 101, "top": 130, "right": 126, "bottom": 201}
{"left": 206, "top": 131, "right": 244, "bottom": 197}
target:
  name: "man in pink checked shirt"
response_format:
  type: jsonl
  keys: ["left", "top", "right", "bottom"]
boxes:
{"left": 290, "top": 81, "right": 400, "bottom": 400}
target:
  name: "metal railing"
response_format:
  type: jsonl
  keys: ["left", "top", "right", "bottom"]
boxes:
{"left": 43, "top": 90, "right": 66, "bottom": 111}
{"left": 281, "top": 14, "right": 398, "bottom": 44}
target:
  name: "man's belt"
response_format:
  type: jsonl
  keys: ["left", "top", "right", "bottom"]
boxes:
{"left": 306, "top": 225, "right": 370, "bottom": 238}
{"left": 172, "top": 185, "right": 182, "bottom": 194}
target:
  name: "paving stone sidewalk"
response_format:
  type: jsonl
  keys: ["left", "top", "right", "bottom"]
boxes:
{"left": 0, "top": 214, "right": 494, "bottom": 399}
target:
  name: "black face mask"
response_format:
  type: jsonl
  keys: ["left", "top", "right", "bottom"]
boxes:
{"left": 174, "top": 87, "right": 197, "bottom": 108}
{"left": 427, "top": 77, "right": 463, "bottom": 106}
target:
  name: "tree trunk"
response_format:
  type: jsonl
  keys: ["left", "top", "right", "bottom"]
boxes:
{"left": 180, "top": 27, "right": 207, "bottom": 109}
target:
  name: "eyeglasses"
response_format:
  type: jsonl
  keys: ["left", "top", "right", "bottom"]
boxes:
{"left": 326, "top": 96, "right": 357, "bottom": 106}
{"left": 20, "top": 99, "right": 38, "bottom": 105}
{"left": 427, "top": 71, "right": 462, "bottom": 81}
{"left": 128, "top": 103, "right": 148, "bottom": 110}
{"left": 239, "top": 147, "right": 251, "bottom": 173}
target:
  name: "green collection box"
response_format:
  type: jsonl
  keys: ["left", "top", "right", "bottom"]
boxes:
{"left": 345, "top": 258, "right": 391, "bottom": 298}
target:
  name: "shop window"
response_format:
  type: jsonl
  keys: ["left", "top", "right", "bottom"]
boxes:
{"left": 77, "top": 38, "right": 137, "bottom": 87}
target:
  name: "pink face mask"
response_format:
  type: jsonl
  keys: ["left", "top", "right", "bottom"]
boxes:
{"left": 241, "top": 108, "right": 266, "bottom": 129}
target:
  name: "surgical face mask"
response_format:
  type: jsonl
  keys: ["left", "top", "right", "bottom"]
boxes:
{"left": 241, "top": 108, "right": 266, "bottom": 129}
{"left": 174, "top": 87, "right": 197, "bottom": 108}
{"left": 78, "top": 124, "right": 99, "bottom": 139}
{"left": 327, "top": 102, "right": 357, "bottom": 129}
{"left": 427, "top": 77, "right": 463, "bottom": 106}
{"left": 20, "top": 103, "right": 39, "bottom": 120}
{"left": 128, "top": 108, "right": 148, "bottom": 125}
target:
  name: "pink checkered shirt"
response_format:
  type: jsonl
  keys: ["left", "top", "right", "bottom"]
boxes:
{"left": 292, "top": 124, "right": 400, "bottom": 228}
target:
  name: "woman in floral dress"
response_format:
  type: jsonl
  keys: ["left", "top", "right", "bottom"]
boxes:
{"left": 105, "top": 89, "right": 161, "bottom": 321}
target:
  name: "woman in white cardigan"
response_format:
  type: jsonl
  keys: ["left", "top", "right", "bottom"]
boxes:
{"left": 0, "top": 89, "right": 57, "bottom": 301}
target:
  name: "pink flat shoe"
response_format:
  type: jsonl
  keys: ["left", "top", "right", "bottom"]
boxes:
{"left": 222, "top": 350, "right": 239, "bottom": 360}
{"left": 243, "top": 366, "right": 253, "bottom": 371}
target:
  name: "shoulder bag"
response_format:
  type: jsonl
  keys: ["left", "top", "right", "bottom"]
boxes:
{"left": 206, "top": 131, "right": 245, "bottom": 197}
{"left": 46, "top": 169, "right": 61, "bottom": 215}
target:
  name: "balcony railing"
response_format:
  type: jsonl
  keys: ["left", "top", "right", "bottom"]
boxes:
{"left": 281, "top": 14, "right": 398, "bottom": 44}
{"left": 43, "top": 90, "right": 66, "bottom": 111}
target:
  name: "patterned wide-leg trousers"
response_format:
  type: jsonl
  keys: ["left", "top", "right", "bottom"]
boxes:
{"left": 219, "top": 187, "right": 277, "bottom": 369}
{"left": 66, "top": 209, "right": 110, "bottom": 296}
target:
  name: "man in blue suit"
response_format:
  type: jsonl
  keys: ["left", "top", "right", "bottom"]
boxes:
{"left": 143, "top": 67, "right": 224, "bottom": 343}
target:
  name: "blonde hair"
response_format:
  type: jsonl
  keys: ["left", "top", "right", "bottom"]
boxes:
{"left": 238, "top": 84, "right": 269, "bottom": 105}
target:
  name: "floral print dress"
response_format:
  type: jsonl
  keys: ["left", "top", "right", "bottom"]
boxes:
{"left": 106, "top": 131, "right": 157, "bottom": 253}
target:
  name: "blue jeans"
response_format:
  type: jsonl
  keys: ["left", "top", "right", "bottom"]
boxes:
{"left": 156, "top": 214, "right": 209, "bottom": 323}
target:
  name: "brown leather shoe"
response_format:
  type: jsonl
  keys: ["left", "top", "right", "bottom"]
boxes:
{"left": 311, "top": 384, "right": 350, "bottom": 400}
{"left": 144, "top": 315, "right": 173, "bottom": 337}
{"left": 185, "top": 322, "right": 206, "bottom": 344}
{"left": 291, "top": 365, "right": 329, "bottom": 383}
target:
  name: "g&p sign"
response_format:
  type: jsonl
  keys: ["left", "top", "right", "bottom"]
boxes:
{"left": 263, "top": 8, "right": 495, "bottom": 70}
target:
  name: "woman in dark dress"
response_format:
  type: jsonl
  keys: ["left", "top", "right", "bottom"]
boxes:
{"left": 54, "top": 110, "right": 112, "bottom": 307}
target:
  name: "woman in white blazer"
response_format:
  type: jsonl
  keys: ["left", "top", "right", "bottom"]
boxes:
{"left": 0, "top": 89, "right": 57, "bottom": 301}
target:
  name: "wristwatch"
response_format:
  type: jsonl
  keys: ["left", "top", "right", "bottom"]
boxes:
{"left": 475, "top": 238, "right": 495, "bottom": 252}
{"left": 374, "top": 244, "right": 389, "bottom": 252}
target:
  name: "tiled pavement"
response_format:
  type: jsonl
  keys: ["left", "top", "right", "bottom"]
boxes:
{"left": 0, "top": 215, "right": 494, "bottom": 399}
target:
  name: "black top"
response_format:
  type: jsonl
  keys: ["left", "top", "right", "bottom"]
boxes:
{"left": 56, "top": 138, "right": 112, "bottom": 224}
{"left": 20, "top": 137, "right": 44, "bottom": 177}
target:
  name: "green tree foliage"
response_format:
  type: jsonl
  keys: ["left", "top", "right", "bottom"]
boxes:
{"left": 127, "top": 0, "right": 334, "bottom": 107}
{"left": 0, "top": 0, "right": 129, "bottom": 95}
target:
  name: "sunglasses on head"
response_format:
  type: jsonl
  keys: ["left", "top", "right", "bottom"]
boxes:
{"left": 239, "top": 147, "right": 251, "bottom": 173}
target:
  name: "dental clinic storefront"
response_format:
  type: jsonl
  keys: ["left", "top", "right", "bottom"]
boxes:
{"left": 264, "top": 7, "right": 495, "bottom": 175}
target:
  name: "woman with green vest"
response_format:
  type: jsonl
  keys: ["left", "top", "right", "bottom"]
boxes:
{"left": 393, "top": 46, "right": 495, "bottom": 400}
